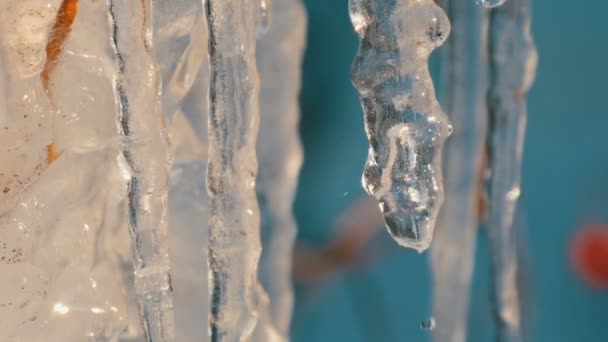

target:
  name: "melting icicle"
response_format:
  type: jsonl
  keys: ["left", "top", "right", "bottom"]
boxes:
{"left": 253, "top": 0, "right": 306, "bottom": 340}
{"left": 431, "top": 2, "right": 489, "bottom": 342}
{"left": 106, "top": 1, "right": 175, "bottom": 340}
{"left": 487, "top": 0, "right": 537, "bottom": 341}
{"left": 205, "top": 0, "right": 264, "bottom": 340}
{"left": 349, "top": 0, "right": 452, "bottom": 252}
{"left": 477, "top": 0, "right": 508, "bottom": 8}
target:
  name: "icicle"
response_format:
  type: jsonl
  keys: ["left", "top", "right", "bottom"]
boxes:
{"left": 348, "top": 0, "right": 451, "bottom": 252}
{"left": 487, "top": 0, "right": 537, "bottom": 340}
{"left": 0, "top": 0, "right": 150, "bottom": 339}
{"left": 106, "top": 0, "right": 175, "bottom": 340}
{"left": 253, "top": 0, "right": 306, "bottom": 340}
{"left": 152, "top": 1, "right": 210, "bottom": 341}
{"left": 430, "top": 1, "right": 489, "bottom": 341}
{"left": 205, "top": 0, "right": 263, "bottom": 340}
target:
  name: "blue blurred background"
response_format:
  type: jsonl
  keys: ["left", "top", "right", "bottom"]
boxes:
{"left": 291, "top": 1, "right": 608, "bottom": 341}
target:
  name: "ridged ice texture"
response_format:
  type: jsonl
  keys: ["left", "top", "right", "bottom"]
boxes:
{"left": 106, "top": 0, "right": 175, "bottom": 340}
{"left": 0, "top": 0, "right": 143, "bottom": 340}
{"left": 253, "top": 0, "right": 306, "bottom": 341}
{"left": 487, "top": 0, "right": 537, "bottom": 341}
{"left": 153, "top": 1, "right": 210, "bottom": 341}
{"left": 349, "top": 0, "right": 451, "bottom": 252}
{"left": 205, "top": 0, "right": 263, "bottom": 340}
{"left": 430, "top": 1, "right": 489, "bottom": 341}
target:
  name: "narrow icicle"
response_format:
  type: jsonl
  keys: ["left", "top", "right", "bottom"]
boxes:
{"left": 430, "top": 1, "right": 489, "bottom": 341}
{"left": 205, "top": 0, "right": 264, "bottom": 340}
{"left": 106, "top": 1, "right": 175, "bottom": 340}
{"left": 349, "top": 0, "right": 452, "bottom": 252}
{"left": 487, "top": 0, "right": 537, "bottom": 341}
{"left": 152, "top": 1, "right": 210, "bottom": 341}
{"left": 253, "top": 0, "right": 306, "bottom": 340}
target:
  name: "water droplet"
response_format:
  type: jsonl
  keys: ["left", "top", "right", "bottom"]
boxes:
{"left": 421, "top": 316, "right": 436, "bottom": 331}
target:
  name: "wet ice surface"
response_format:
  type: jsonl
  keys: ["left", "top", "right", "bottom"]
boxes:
{"left": 487, "top": 0, "right": 537, "bottom": 341}
{"left": 252, "top": 0, "right": 306, "bottom": 340}
{"left": 106, "top": 1, "right": 176, "bottom": 340}
{"left": 0, "top": 0, "right": 143, "bottom": 340}
{"left": 205, "top": 0, "right": 264, "bottom": 340}
{"left": 349, "top": 0, "right": 451, "bottom": 252}
{"left": 430, "top": 1, "right": 489, "bottom": 342}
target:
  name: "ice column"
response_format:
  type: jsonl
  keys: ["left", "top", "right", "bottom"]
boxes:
{"left": 1, "top": 0, "right": 146, "bottom": 339}
{"left": 487, "top": 0, "right": 537, "bottom": 341}
{"left": 430, "top": 1, "right": 489, "bottom": 341}
{"left": 349, "top": 0, "right": 452, "bottom": 252}
{"left": 153, "top": 1, "right": 210, "bottom": 341}
{"left": 106, "top": 0, "right": 175, "bottom": 340}
{"left": 254, "top": 0, "right": 306, "bottom": 340}
{"left": 205, "top": 0, "right": 264, "bottom": 340}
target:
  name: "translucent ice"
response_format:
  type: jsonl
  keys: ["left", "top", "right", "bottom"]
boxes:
{"left": 0, "top": 0, "right": 146, "bottom": 339}
{"left": 349, "top": 0, "right": 452, "bottom": 252}
{"left": 152, "top": 1, "right": 210, "bottom": 341}
{"left": 205, "top": 0, "right": 264, "bottom": 340}
{"left": 487, "top": 0, "right": 537, "bottom": 341}
{"left": 106, "top": 0, "right": 176, "bottom": 340}
{"left": 430, "top": 1, "right": 489, "bottom": 341}
{"left": 254, "top": 0, "right": 306, "bottom": 340}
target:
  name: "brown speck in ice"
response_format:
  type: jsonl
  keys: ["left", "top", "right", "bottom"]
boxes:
{"left": 47, "top": 143, "right": 58, "bottom": 164}
{"left": 41, "top": 0, "right": 79, "bottom": 99}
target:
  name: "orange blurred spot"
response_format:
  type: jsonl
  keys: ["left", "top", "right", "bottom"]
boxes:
{"left": 41, "top": 0, "right": 79, "bottom": 94}
{"left": 571, "top": 224, "right": 608, "bottom": 289}
{"left": 47, "top": 143, "right": 58, "bottom": 164}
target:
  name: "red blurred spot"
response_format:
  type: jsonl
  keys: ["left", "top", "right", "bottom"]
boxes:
{"left": 571, "top": 224, "right": 608, "bottom": 289}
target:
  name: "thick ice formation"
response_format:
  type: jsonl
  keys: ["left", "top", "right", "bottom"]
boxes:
{"left": 430, "top": 1, "right": 489, "bottom": 342}
{"left": 349, "top": 0, "right": 452, "bottom": 252}
{"left": 0, "top": 0, "right": 147, "bottom": 339}
{"left": 487, "top": 0, "right": 537, "bottom": 340}
{"left": 205, "top": 0, "right": 264, "bottom": 340}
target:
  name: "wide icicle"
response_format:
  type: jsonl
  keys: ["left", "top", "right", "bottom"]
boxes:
{"left": 106, "top": 0, "right": 175, "bottom": 340}
{"left": 253, "top": 0, "right": 306, "bottom": 340}
{"left": 430, "top": 1, "right": 489, "bottom": 341}
{"left": 487, "top": 0, "right": 537, "bottom": 341}
{"left": 0, "top": 0, "right": 143, "bottom": 339}
{"left": 348, "top": 0, "right": 452, "bottom": 252}
{"left": 205, "top": 0, "right": 264, "bottom": 340}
